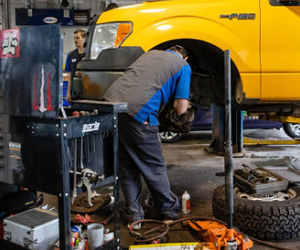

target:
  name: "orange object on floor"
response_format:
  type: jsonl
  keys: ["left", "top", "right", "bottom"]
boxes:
{"left": 188, "top": 219, "right": 253, "bottom": 250}
{"left": 75, "top": 213, "right": 94, "bottom": 224}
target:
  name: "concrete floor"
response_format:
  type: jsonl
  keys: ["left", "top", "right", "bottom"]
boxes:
{"left": 116, "top": 128, "right": 300, "bottom": 250}
{"left": 44, "top": 128, "right": 300, "bottom": 249}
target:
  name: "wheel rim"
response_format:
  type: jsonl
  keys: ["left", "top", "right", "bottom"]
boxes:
{"left": 289, "top": 123, "right": 300, "bottom": 137}
{"left": 160, "top": 131, "right": 179, "bottom": 141}
{"left": 234, "top": 187, "right": 297, "bottom": 202}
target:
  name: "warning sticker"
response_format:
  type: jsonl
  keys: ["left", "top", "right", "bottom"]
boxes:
{"left": 0, "top": 28, "right": 20, "bottom": 58}
{"left": 9, "top": 142, "right": 21, "bottom": 160}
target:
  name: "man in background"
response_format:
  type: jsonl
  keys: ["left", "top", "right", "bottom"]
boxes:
{"left": 65, "top": 29, "right": 86, "bottom": 103}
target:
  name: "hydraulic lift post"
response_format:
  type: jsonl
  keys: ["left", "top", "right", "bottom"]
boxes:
{"left": 224, "top": 50, "right": 234, "bottom": 230}
{"left": 188, "top": 50, "right": 253, "bottom": 250}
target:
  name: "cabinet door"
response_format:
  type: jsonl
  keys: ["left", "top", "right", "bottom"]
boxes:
{"left": 261, "top": 0, "right": 300, "bottom": 101}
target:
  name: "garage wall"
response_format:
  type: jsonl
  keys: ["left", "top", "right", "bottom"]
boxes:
{"left": 8, "top": 0, "right": 144, "bottom": 66}
{"left": 0, "top": 0, "right": 144, "bottom": 172}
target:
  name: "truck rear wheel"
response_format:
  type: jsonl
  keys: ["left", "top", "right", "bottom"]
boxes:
{"left": 212, "top": 185, "right": 300, "bottom": 240}
{"left": 159, "top": 131, "right": 182, "bottom": 143}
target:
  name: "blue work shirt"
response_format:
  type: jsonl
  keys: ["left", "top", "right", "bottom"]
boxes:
{"left": 64, "top": 49, "right": 85, "bottom": 77}
{"left": 104, "top": 49, "right": 191, "bottom": 125}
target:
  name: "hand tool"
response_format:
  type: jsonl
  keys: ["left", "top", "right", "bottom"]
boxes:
{"left": 101, "top": 211, "right": 115, "bottom": 226}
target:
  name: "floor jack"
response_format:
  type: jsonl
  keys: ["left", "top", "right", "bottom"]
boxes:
{"left": 187, "top": 50, "right": 253, "bottom": 250}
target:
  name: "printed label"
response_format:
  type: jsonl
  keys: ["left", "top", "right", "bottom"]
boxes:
{"left": 82, "top": 121, "right": 100, "bottom": 133}
{"left": 0, "top": 28, "right": 20, "bottom": 58}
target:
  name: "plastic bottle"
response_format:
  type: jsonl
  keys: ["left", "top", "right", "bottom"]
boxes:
{"left": 182, "top": 191, "right": 191, "bottom": 215}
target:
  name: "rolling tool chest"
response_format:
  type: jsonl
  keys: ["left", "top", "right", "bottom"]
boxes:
{"left": 0, "top": 24, "right": 126, "bottom": 250}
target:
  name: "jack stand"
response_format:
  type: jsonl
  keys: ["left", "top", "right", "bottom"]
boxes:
{"left": 208, "top": 104, "right": 244, "bottom": 155}
{"left": 189, "top": 50, "right": 253, "bottom": 250}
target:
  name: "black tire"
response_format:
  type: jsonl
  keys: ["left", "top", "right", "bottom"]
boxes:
{"left": 283, "top": 123, "right": 300, "bottom": 139}
{"left": 212, "top": 185, "right": 300, "bottom": 240}
{"left": 159, "top": 131, "right": 182, "bottom": 143}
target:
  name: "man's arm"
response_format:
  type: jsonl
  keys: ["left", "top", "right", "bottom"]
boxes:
{"left": 66, "top": 72, "right": 72, "bottom": 103}
{"left": 64, "top": 54, "right": 72, "bottom": 103}
{"left": 172, "top": 63, "right": 192, "bottom": 115}
{"left": 173, "top": 98, "right": 190, "bottom": 115}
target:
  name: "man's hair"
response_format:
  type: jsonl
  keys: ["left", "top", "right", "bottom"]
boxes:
{"left": 74, "top": 29, "right": 87, "bottom": 38}
{"left": 106, "top": 2, "right": 119, "bottom": 11}
{"left": 168, "top": 45, "right": 188, "bottom": 58}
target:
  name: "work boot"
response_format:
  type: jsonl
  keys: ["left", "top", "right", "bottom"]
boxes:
{"left": 127, "top": 222, "right": 141, "bottom": 230}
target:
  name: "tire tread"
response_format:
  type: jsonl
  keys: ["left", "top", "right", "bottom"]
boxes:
{"left": 212, "top": 185, "right": 300, "bottom": 240}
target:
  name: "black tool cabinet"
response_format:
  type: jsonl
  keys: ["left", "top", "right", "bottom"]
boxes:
{"left": 2, "top": 101, "right": 126, "bottom": 250}
{"left": 0, "top": 24, "right": 127, "bottom": 250}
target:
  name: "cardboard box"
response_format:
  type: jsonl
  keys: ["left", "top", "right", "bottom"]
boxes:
{"left": 4, "top": 208, "right": 59, "bottom": 250}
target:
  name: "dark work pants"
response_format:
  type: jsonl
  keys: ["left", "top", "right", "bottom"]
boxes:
{"left": 118, "top": 113, "right": 180, "bottom": 223}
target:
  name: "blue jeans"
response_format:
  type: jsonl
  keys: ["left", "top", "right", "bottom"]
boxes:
{"left": 118, "top": 114, "right": 179, "bottom": 223}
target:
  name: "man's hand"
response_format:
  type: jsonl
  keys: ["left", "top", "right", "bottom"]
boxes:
{"left": 67, "top": 91, "right": 72, "bottom": 103}
{"left": 159, "top": 101, "right": 195, "bottom": 134}
{"left": 173, "top": 99, "right": 190, "bottom": 115}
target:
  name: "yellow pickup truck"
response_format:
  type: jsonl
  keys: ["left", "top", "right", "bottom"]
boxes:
{"left": 75, "top": 0, "right": 300, "bottom": 117}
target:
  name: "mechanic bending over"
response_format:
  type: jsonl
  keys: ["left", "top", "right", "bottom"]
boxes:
{"left": 104, "top": 45, "right": 191, "bottom": 228}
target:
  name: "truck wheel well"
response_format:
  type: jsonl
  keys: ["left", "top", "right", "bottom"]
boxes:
{"left": 153, "top": 39, "right": 242, "bottom": 108}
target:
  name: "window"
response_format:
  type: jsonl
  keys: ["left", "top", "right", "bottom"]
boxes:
{"left": 269, "top": 0, "right": 300, "bottom": 6}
